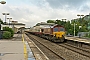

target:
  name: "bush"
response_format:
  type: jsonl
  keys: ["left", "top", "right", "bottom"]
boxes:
{"left": 3, "top": 31, "right": 11, "bottom": 39}
{"left": 3, "top": 27, "right": 14, "bottom": 37}
{"left": 88, "top": 33, "right": 90, "bottom": 38}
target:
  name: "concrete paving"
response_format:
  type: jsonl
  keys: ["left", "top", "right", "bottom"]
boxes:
{"left": 0, "top": 41, "right": 24, "bottom": 60}
{"left": 0, "top": 34, "right": 36, "bottom": 60}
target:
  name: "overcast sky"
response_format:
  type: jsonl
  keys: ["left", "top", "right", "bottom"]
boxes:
{"left": 0, "top": 0, "right": 90, "bottom": 27}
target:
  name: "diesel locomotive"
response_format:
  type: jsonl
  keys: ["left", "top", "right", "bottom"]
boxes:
{"left": 28, "top": 24, "right": 66, "bottom": 42}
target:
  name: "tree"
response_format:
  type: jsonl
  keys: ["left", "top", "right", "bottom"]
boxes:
{"left": 3, "top": 31, "right": 11, "bottom": 39}
{"left": 55, "top": 20, "right": 61, "bottom": 25}
{"left": 64, "top": 21, "right": 73, "bottom": 35}
{"left": 47, "top": 20, "right": 55, "bottom": 23}
{"left": 0, "top": 18, "right": 3, "bottom": 24}
{"left": 3, "top": 27, "right": 14, "bottom": 37}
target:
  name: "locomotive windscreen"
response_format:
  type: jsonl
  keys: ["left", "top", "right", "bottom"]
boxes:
{"left": 60, "top": 27, "right": 65, "bottom": 31}
{"left": 53, "top": 27, "right": 58, "bottom": 32}
{"left": 53, "top": 27, "right": 65, "bottom": 32}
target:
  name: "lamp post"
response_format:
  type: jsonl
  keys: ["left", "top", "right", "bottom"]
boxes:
{"left": 62, "top": 19, "right": 66, "bottom": 21}
{"left": 0, "top": 1, "right": 6, "bottom": 38}
{"left": 72, "top": 19, "right": 77, "bottom": 37}
{"left": 74, "top": 23, "right": 77, "bottom": 37}
{"left": 77, "top": 14, "right": 84, "bottom": 17}
{"left": 62, "top": 19, "right": 66, "bottom": 26}
{"left": 77, "top": 14, "right": 84, "bottom": 37}
{"left": 0, "top": 1, "right": 6, "bottom": 4}
{"left": 7, "top": 18, "right": 12, "bottom": 26}
{"left": 2, "top": 13, "right": 9, "bottom": 24}
{"left": 77, "top": 14, "right": 84, "bottom": 22}
{"left": 11, "top": 21, "right": 15, "bottom": 32}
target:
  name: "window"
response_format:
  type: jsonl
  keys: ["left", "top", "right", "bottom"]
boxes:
{"left": 53, "top": 27, "right": 58, "bottom": 32}
{"left": 60, "top": 27, "right": 65, "bottom": 31}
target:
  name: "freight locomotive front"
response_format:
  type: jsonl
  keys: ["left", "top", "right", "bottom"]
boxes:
{"left": 52, "top": 25, "right": 65, "bottom": 42}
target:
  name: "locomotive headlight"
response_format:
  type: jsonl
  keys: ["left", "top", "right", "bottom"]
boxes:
{"left": 54, "top": 34, "right": 56, "bottom": 37}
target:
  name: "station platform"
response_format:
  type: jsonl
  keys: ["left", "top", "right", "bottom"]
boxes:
{"left": 66, "top": 36, "right": 90, "bottom": 44}
{"left": 0, "top": 34, "right": 35, "bottom": 60}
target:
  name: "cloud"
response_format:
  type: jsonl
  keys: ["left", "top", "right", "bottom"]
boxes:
{"left": 0, "top": 0, "right": 90, "bottom": 27}
{"left": 79, "top": 1, "right": 90, "bottom": 12}
{"left": 45, "top": 0, "right": 87, "bottom": 9}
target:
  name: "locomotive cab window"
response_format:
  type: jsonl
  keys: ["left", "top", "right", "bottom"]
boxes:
{"left": 53, "top": 27, "right": 58, "bottom": 32}
{"left": 59, "top": 27, "right": 65, "bottom": 31}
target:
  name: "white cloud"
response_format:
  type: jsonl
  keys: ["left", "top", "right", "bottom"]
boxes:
{"left": 0, "top": 0, "right": 90, "bottom": 27}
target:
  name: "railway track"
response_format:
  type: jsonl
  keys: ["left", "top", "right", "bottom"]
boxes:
{"left": 57, "top": 43, "right": 90, "bottom": 58}
{"left": 26, "top": 33, "right": 65, "bottom": 60}
{"left": 26, "top": 32, "right": 90, "bottom": 60}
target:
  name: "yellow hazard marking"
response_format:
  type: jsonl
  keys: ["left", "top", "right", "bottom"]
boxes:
{"left": 22, "top": 34, "right": 28, "bottom": 60}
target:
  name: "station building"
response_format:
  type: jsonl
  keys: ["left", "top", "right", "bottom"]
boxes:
{"left": 1, "top": 21, "right": 25, "bottom": 33}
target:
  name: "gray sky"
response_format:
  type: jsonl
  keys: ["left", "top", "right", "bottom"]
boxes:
{"left": 0, "top": 0, "right": 90, "bottom": 27}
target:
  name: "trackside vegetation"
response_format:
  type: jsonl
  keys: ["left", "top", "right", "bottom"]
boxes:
{"left": 3, "top": 27, "right": 14, "bottom": 39}
{"left": 3, "top": 31, "right": 11, "bottom": 39}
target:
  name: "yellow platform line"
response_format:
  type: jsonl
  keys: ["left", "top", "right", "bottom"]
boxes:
{"left": 22, "top": 34, "right": 28, "bottom": 60}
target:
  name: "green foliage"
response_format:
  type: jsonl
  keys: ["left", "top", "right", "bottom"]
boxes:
{"left": 47, "top": 20, "right": 55, "bottom": 23}
{"left": 0, "top": 18, "right": 3, "bottom": 24}
{"left": 88, "top": 34, "right": 90, "bottom": 38}
{"left": 70, "top": 18, "right": 89, "bottom": 36}
{"left": 64, "top": 21, "right": 73, "bottom": 35}
{"left": 55, "top": 20, "right": 61, "bottom": 25}
{"left": 45, "top": 17, "right": 89, "bottom": 36}
{"left": 55, "top": 20, "right": 66, "bottom": 26}
{"left": 3, "top": 27, "right": 14, "bottom": 37}
{"left": 3, "top": 31, "right": 11, "bottom": 39}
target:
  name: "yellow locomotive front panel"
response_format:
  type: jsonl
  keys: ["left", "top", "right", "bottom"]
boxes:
{"left": 53, "top": 25, "right": 65, "bottom": 42}
{"left": 53, "top": 31, "right": 65, "bottom": 38}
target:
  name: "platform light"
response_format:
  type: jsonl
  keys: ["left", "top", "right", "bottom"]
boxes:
{"left": 0, "top": 1, "right": 6, "bottom": 4}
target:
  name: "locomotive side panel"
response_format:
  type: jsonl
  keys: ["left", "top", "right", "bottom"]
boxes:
{"left": 43, "top": 28, "right": 53, "bottom": 35}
